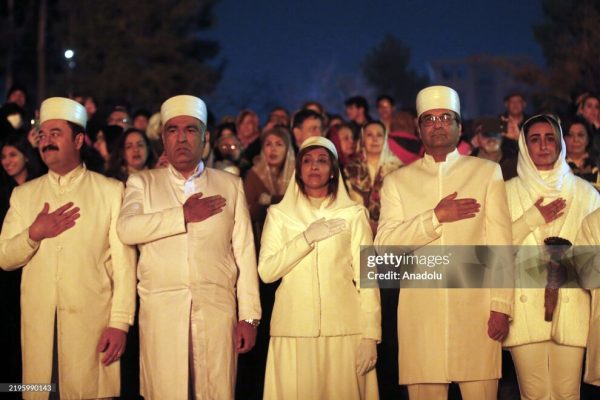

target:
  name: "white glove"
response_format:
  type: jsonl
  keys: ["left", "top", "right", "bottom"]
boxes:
{"left": 303, "top": 217, "right": 346, "bottom": 244}
{"left": 355, "top": 338, "right": 377, "bottom": 376}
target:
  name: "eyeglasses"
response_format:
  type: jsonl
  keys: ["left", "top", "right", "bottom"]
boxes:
{"left": 419, "top": 113, "right": 456, "bottom": 127}
{"left": 219, "top": 144, "right": 239, "bottom": 150}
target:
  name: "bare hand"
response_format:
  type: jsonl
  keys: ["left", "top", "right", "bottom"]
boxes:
{"left": 534, "top": 197, "right": 566, "bottom": 223}
{"left": 97, "top": 327, "right": 127, "bottom": 366}
{"left": 434, "top": 192, "right": 480, "bottom": 223}
{"left": 355, "top": 338, "right": 377, "bottom": 376}
{"left": 487, "top": 311, "right": 509, "bottom": 341}
{"left": 236, "top": 320, "right": 257, "bottom": 354}
{"left": 28, "top": 202, "right": 80, "bottom": 242}
{"left": 183, "top": 193, "right": 226, "bottom": 223}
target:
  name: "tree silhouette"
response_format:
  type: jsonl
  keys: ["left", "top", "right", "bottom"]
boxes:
{"left": 361, "top": 34, "right": 428, "bottom": 109}
{"left": 51, "top": 0, "right": 223, "bottom": 108}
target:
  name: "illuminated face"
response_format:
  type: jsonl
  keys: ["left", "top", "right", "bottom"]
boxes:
{"left": 363, "top": 123, "right": 385, "bottom": 156}
{"left": 124, "top": 131, "right": 149, "bottom": 171}
{"left": 1, "top": 145, "right": 27, "bottom": 180}
{"left": 162, "top": 115, "right": 205, "bottom": 175}
{"left": 300, "top": 147, "right": 332, "bottom": 196}
{"left": 525, "top": 122, "right": 559, "bottom": 171}
{"left": 262, "top": 134, "right": 287, "bottom": 168}
{"left": 564, "top": 122, "right": 589, "bottom": 156}
{"left": 417, "top": 109, "right": 461, "bottom": 155}
{"left": 38, "top": 119, "right": 83, "bottom": 174}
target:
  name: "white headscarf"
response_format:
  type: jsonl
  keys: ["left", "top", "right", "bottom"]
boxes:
{"left": 516, "top": 114, "right": 574, "bottom": 199}
{"left": 274, "top": 137, "right": 357, "bottom": 226}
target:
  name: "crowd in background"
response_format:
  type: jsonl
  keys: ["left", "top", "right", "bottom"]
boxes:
{"left": 1, "top": 84, "right": 600, "bottom": 399}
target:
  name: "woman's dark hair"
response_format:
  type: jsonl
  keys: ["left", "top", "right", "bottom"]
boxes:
{"left": 106, "top": 128, "right": 155, "bottom": 182}
{"left": 564, "top": 115, "right": 595, "bottom": 155}
{"left": 294, "top": 145, "right": 339, "bottom": 200}
{"left": 362, "top": 120, "right": 386, "bottom": 135}
{"left": 0, "top": 133, "right": 45, "bottom": 183}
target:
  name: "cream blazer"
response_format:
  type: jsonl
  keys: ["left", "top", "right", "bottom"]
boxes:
{"left": 574, "top": 208, "right": 600, "bottom": 386}
{"left": 258, "top": 181, "right": 381, "bottom": 340}
{"left": 117, "top": 165, "right": 261, "bottom": 400}
{"left": 375, "top": 150, "right": 514, "bottom": 384}
{"left": 0, "top": 165, "right": 136, "bottom": 400}
{"left": 503, "top": 175, "right": 600, "bottom": 348}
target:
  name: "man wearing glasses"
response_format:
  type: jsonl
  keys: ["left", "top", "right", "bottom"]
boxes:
{"left": 375, "top": 86, "right": 514, "bottom": 399}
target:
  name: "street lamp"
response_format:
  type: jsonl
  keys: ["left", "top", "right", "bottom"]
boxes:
{"left": 64, "top": 48, "right": 75, "bottom": 96}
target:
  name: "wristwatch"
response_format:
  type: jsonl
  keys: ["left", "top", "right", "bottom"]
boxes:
{"left": 243, "top": 319, "right": 260, "bottom": 328}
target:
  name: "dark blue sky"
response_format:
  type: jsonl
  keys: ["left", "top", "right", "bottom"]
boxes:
{"left": 205, "top": 0, "right": 545, "bottom": 120}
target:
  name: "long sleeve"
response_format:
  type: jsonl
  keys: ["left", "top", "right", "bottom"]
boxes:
{"left": 232, "top": 179, "right": 262, "bottom": 320}
{"left": 107, "top": 182, "right": 137, "bottom": 331}
{"left": 574, "top": 212, "right": 600, "bottom": 290}
{"left": 485, "top": 165, "right": 515, "bottom": 316}
{"left": 258, "top": 209, "right": 314, "bottom": 283}
{"left": 117, "top": 173, "right": 186, "bottom": 245}
{"left": 511, "top": 205, "right": 546, "bottom": 245}
{"left": 351, "top": 208, "right": 381, "bottom": 342}
{"left": 374, "top": 174, "right": 441, "bottom": 249}
{"left": 0, "top": 189, "right": 40, "bottom": 270}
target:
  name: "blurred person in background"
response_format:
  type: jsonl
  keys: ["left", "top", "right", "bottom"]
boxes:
{"left": 237, "top": 109, "right": 262, "bottom": 169}
{"left": 106, "top": 128, "right": 155, "bottom": 183}
{"left": 345, "top": 121, "right": 402, "bottom": 233}
{"left": 327, "top": 122, "right": 356, "bottom": 169}
{"left": 376, "top": 95, "right": 395, "bottom": 132}
{"left": 387, "top": 109, "right": 422, "bottom": 165}
{"left": 564, "top": 116, "right": 599, "bottom": 187}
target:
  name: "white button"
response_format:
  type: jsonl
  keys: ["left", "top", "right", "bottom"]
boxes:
{"left": 520, "top": 295, "right": 527, "bottom": 303}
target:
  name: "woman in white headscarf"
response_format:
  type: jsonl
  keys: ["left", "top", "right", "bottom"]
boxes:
{"left": 503, "top": 114, "right": 600, "bottom": 400}
{"left": 258, "top": 136, "right": 381, "bottom": 400}
{"left": 344, "top": 121, "right": 403, "bottom": 234}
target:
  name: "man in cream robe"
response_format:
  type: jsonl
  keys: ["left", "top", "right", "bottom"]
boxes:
{"left": 0, "top": 97, "right": 136, "bottom": 399}
{"left": 117, "top": 95, "right": 261, "bottom": 400}
{"left": 375, "top": 86, "right": 514, "bottom": 400}
{"left": 575, "top": 208, "right": 600, "bottom": 387}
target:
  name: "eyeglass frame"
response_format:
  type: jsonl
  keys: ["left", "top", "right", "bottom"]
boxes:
{"left": 418, "top": 112, "right": 460, "bottom": 127}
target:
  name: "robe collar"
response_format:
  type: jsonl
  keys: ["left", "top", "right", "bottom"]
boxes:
{"left": 48, "top": 164, "right": 86, "bottom": 187}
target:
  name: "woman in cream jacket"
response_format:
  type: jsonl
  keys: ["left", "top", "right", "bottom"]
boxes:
{"left": 258, "top": 136, "right": 381, "bottom": 400}
{"left": 503, "top": 114, "right": 600, "bottom": 399}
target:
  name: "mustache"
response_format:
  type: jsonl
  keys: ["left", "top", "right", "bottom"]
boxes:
{"left": 42, "top": 145, "right": 59, "bottom": 153}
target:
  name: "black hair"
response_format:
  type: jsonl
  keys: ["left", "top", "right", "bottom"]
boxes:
{"left": 376, "top": 95, "right": 395, "bottom": 106}
{"left": 106, "top": 128, "right": 156, "bottom": 182}
{"left": 344, "top": 96, "right": 369, "bottom": 114}
{"left": 292, "top": 109, "right": 324, "bottom": 130}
